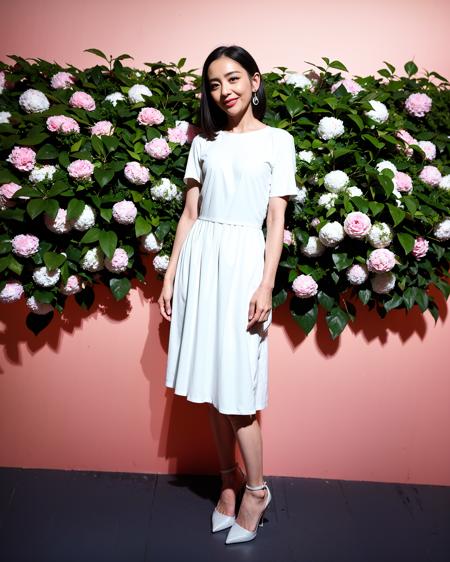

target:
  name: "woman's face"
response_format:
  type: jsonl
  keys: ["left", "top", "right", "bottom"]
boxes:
{"left": 207, "top": 56, "right": 260, "bottom": 117}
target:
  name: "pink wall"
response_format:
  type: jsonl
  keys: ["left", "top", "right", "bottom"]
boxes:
{"left": 1, "top": 0, "right": 450, "bottom": 485}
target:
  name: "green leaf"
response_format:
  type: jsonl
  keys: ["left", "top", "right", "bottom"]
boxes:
{"left": 36, "top": 144, "right": 59, "bottom": 160}
{"left": 91, "top": 135, "right": 105, "bottom": 157}
{"left": 397, "top": 232, "right": 415, "bottom": 255}
{"left": 0, "top": 255, "right": 10, "bottom": 272}
{"left": 84, "top": 48, "right": 109, "bottom": 62}
{"left": 358, "top": 288, "right": 371, "bottom": 304}
{"left": 43, "top": 251, "right": 66, "bottom": 270}
{"left": 293, "top": 302, "right": 318, "bottom": 335}
{"left": 403, "top": 287, "right": 417, "bottom": 310}
{"left": 326, "top": 306, "right": 349, "bottom": 339}
{"left": 110, "top": 277, "right": 131, "bottom": 301}
{"left": 272, "top": 289, "right": 287, "bottom": 308}
{"left": 332, "top": 252, "right": 353, "bottom": 271}
{"left": 285, "top": 96, "right": 304, "bottom": 117}
{"left": 99, "top": 230, "right": 118, "bottom": 259}
{"left": 384, "top": 294, "right": 403, "bottom": 312}
{"left": 404, "top": 61, "right": 418, "bottom": 77}
{"left": 329, "top": 60, "right": 348, "bottom": 72}
{"left": 44, "top": 198, "right": 60, "bottom": 219}
{"left": 317, "top": 290, "right": 335, "bottom": 311}
{"left": 387, "top": 203, "right": 406, "bottom": 227}
{"left": 135, "top": 216, "right": 152, "bottom": 237}
{"left": 33, "top": 290, "right": 55, "bottom": 304}
{"left": 67, "top": 198, "right": 86, "bottom": 221}
{"left": 415, "top": 288, "right": 429, "bottom": 312}
{"left": 362, "top": 134, "right": 384, "bottom": 149}
{"left": 94, "top": 166, "right": 115, "bottom": 188}
{"left": 8, "top": 256, "right": 23, "bottom": 275}
{"left": 347, "top": 114, "right": 364, "bottom": 130}
{"left": 27, "top": 198, "right": 47, "bottom": 219}
{"left": 80, "top": 227, "right": 101, "bottom": 244}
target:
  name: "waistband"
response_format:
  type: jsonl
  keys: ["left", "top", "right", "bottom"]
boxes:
{"left": 197, "top": 216, "right": 262, "bottom": 229}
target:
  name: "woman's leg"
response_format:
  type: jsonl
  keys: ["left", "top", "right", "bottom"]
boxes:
{"left": 208, "top": 404, "right": 246, "bottom": 516}
{"left": 226, "top": 414, "right": 268, "bottom": 531}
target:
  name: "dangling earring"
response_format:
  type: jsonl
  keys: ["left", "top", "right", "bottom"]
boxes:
{"left": 252, "top": 91, "right": 259, "bottom": 106}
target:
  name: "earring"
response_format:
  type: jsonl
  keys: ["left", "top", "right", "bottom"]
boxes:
{"left": 252, "top": 91, "right": 259, "bottom": 105}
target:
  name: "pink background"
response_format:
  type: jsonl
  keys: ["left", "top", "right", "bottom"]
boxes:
{"left": 1, "top": 0, "right": 449, "bottom": 485}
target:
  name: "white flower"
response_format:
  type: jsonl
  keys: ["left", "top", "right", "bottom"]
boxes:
{"left": 140, "top": 232, "right": 163, "bottom": 253}
{"left": 317, "top": 116, "right": 345, "bottom": 140}
{"left": 300, "top": 236, "right": 326, "bottom": 257}
{"left": 346, "top": 264, "right": 369, "bottom": 285}
{"left": 18, "top": 89, "right": 50, "bottom": 113}
{"left": 367, "top": 222, "right": 394, "bottom": 248}
{"left": 0, "top": 111, "right": 12, "bottom": 124}
{"left": 417, "top": 140, "right": 436, "bottom": 161}
{"left": 29, "top": 164, "right": 58, "bottom": 183}
{"left": 32, "top": 266, "right": 61, "bottom": 287}
{"left": 298, "top": 150, "right": 314, "bottom": 163}
{"left": 324, "top": 170, "right": 349, "bottom": 193}
{"left": 150, "top": 178, "right": 179, "bottom": 201}
{"left": 81, "top": 247, "right": 105, "bottom": 272}
{"left": 370, "top": 272, "right": 396, "bottom": 294}
{"left": 438, "top": 174, "right": 450, "bottom": 191}
{"left": 44, "top": 209, "right": 74, "bottom": 234}
{"left": 318, "top": 192, "right": 338, "bottom": 210}
{"left": 433, "top": 218, "right": 450, "bottom": 241}
{"left": 26, "top": 296, "right": 53, "bottom": 315}
{"left": 154, "top": 253, "right": 170, "bottom": 274}
{"left": 0, "top": 281, "right": 24, "bottom": 303}
{"left": 283, "top": 73, "right": 313, "bottom": 90}
{"left": 128, "top": 84, "right": 153, "bottom": 103}
{"left": 318, "top": 221, "right": 345, "bottom": 247}
{"left": 293, "top": 185, "right": 308, "bottom": 205}
{"left": 365, "top": 100, "right": 389, "bottom": 125}
{"left": 73, "top": 204, "right": 96, "bottom": 231}
{"left": 376, "top": 160, "right": 397, "bottom": 174}
{"left": 345, "top": 185, "right": 363, "bottom": 197}
{"left": 104, "top": 92, "right": 126, "bottom": 106}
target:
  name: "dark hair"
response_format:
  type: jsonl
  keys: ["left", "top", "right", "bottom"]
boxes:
{"left": 197, "top": 45, "right": 267, "bottom": 141}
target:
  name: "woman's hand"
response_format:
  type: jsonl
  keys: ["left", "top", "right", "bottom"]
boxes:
{"left": 158, "top": 278, "right": 174, "bottom": 321}
{"left": 247, "top": 284, "right": 272, "bottom": 331}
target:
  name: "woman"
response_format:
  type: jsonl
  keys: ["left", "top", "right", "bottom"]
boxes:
{"left": 158, "top": 45, "right": 298, "bottom": 544}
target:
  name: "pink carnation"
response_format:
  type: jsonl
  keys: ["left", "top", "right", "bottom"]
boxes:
{"left": 46, "top": 115, "right": 80, "bottom": 134}
{"left": 419, "top": 165, "right": 442, "bottom": 187}
{"left": 11, "top": 234, "right": 40, "bottom": 257}
{"left": 6, "top": 146, "right": 36, "bottom": 172}
{"left": 50, "top": 71, "right": 76, "bottom": 89}
{"left": 124, "top": 161, "right": 150, "bottom": 185}
{"left": 104, "top": 248, "right": 129, "bottom": 273}
{"left": 91, "top": 120, "right": 114, "bottom": 136}
{"left": 394, "top": 171, "right": 413, "bottom": 193}
{"left": 67, "top": 159, "right": 95, "bottom": 180}
{"left": 137, "top": 107, "right": 164, "bottom": 126}
{"left": 69, "top": 91, "right": 96, "bottom": 111}
{"left": 167, "top": 126, "right": 189, "bottom": 145}
{"left": 366, "top": 248, "right": 396, "bottom": 273}
{"left": 144, "top": 137, "right": 171, "bottom": 159}
{"left": 0, "top": 182, "right": 22, "bottom": 208}
{"left": 331, "top": 78, "right": 362, "bottom": 95}
{"left": 343, "top": 211, "right": 371, "bottom": 239}
{"left": 404, "top": 93, "right": 432, "bottom": 118}
{"left": 412, "top": 237, "right": 429, "bottom": 260}
{"left": 0, "top": 281, "right": 24, "bottom": 303}
{"left": 112, "top": 200, "right": 137, "bottom": 225}
{"left": 292, "top": 274, "right": 318, "bottom": 298}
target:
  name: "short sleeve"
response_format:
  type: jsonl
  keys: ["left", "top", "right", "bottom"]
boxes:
{"left": 183, "top": 135, "right": 203, "bottom": 186}
{"left": 269, "top": 131, "right": 298, "bottom": 198}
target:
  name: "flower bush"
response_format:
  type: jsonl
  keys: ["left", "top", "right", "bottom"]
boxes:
{"left": 0, "top": 51, "right": 449, "bottom": 337}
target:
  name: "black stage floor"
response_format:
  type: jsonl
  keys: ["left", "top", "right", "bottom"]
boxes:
{"left": 0, "top": 467, "right": 449, "bottom": 562}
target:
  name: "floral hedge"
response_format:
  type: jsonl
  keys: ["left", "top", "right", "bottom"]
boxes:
{"left": 0, "top": 50, "right": 449, "bottom": 338}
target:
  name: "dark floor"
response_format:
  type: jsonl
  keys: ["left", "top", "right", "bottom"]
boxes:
{"left": 0, "top": 467, "right": 449, "bottom": 562}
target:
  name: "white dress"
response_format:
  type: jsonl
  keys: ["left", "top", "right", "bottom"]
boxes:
{"left": 165, "top": 126, "right": 298, "bottom": 415}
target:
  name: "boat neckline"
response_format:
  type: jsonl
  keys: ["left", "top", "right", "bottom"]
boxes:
{"left": 220, "top": 126, "right": 270, "bottom": 135}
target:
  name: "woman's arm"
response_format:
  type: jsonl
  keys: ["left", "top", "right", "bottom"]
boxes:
{"left": 260, "top": 196, "right": 289, "bottom": 289}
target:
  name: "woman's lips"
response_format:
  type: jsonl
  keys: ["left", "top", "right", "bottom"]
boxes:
{"left": 224, "top": 98, "right": 238, "bottom": 107}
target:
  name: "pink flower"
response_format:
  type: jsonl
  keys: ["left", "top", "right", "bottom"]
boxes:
{"left": 331, "top": 78, "right": 362, "bottom": 95}
{"left": 11, "top": 234, "right": 40, "bottom": 257}
{"left": 310, "top": 218, "right": 321, "bottom": 228}
{"left": 292, "top": 274, "right": 318, "bottom": 298}
{"left": 91, "top": 120, "right": 114, "bottom": 136}
{"left": 395, "top": 129, "right": 416, "bottom": 158}
{"left": 404, "top": 93, "right": 432, "bottom": 118}
{"left": 144, "top": 137, "right": 171, "bottom": 159}
{"left": 44, "top": 208, "right": 75, "bottom": 234}
{"left": 0, "top": 182, "right": 22, "bottom": 208}
{"left": 60, "top": 274, "right": 83, "bottom": 295}
{"left": 412, "top": 237, "right": 429, "bottom": 260}
{"left": 366, "top": 248, "right": 396, "bottom": 273}
{"left": 50, "top": 71, "right": 76, "bottom": 89}
{"left": 418, "top": 141, "right": 436, "bottom": 161}
{"left": 104, "top": 248, "right": 129, "bottom": 273}
{"left": 283, "top": 229, "right": 294, "bottom": 245}
{"left": 124, "top": 161, "right": 150, "bottom": 185}
{"left": 67, "top": 159, "right": 94, "bottom": 180}
{"left": 181, "top": 82, "right": 196, "bottom": 92}
{"left": 69, "top": 91, "right": 96, "bottom": 111}
{"left": 343, "top": 211, "right": 371, "bottom": 239}
{"left": 112, "top": 200, "right": 137, "bottom": 225}
{"left": 419, "top": 165, "right": 442, "bottom": 187}
{"left": 137, "top": 107, "right": 164, "bottom": 126}
{"left": 394, "top": 171, "right": 413, "bottom": 193}
{"left": 0, "top": 281, "right": 24, "bottom": 303}
{"left": 6, "top": 146, "right": 36, "bottom": 172}
{"left": 167, "top": 126, "right": 189, "bottom": 145}
{"left": 46, "top": 115, "right": 80, "bottom": 134}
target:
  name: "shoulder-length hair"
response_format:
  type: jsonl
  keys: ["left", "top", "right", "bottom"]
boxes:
{"left": 196, "top": 45, "right": 267, "bottom": 141}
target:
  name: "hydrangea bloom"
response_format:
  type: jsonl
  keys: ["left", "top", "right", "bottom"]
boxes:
{"left": 318, "top": 222, "right": 345, "bottom": 247}
{"left": 366, "top": 248, "right": 396, "bottom": 273}
{"left": 419, "top": 165, "right": 442, "bottom": 187}
{"left": 417, "top": 140, "right": 436, "bottom": 161}
{"left": 284, "top": 73, "right": 313, "bottom": 90}
{"left": 50, "top": 71, "right": 76, "bottom": 89}
{"left": 433, "top": 218, "right": 450, "bottom": 241}
{"left": 153, "top": 253, "right": 170, "bottom": 274}
{"left": 73, "top": 204, "right": 96, "bottom": 231}
{"left": 345, "top": 185, "right": 363, "bottom": 198}
{"left": 395, "top": 129, "right": 417, "bottom": 158}
{"left": 318, "top": 193, "right": 338, "bottom": 210}
{"left": 140, "top": 232, "right": 163, "bottom": 253}
{"left": 67, "top": 159, "right": 95, "bottom": 180}
{"left": 376, "top": 160, "right": 397, "bottom": 174}
{"left": 393, "top": 171, "right": 413, "bottom": 194}
{"left": 367, "top": 223, "right": 394, "bottom": 249}
{"left": 90, "top": 120, "right": 114, "bottom": 136}
{"left": 370, "top": 272, "right": 396, "bottom": 294}
{"left": 46, "top": 115, "right": 80, "bottom": 134}
{"left": 298, "top": 150, "right": 314, "bottom": 163}
{"left": 112, "top": 200, "right": 137, "bottom": 224}
{"left": 317, "top": 117, "right": 345, "bottom": 140}
{"left": 18, "top": 89, "right": 50, "bottom": 113}
{"left": 144, "top": 137, "right": 171, "bottom": 159}
{"left": 137, "top": 107, "right": 164, "bottom": 126}
{"left": 104, "top": 248, "right": 129, "bottom": 273}
{"left": 150, "top": 178, "right": 179, "bottom": 201}
{"left": 412, "top": 237, "right": 429, "bottom": 260}
{"left": 7, "top": 146, "right": 36, "bottom": 172}
{"left": 29, "top": 164, "right": 58, "bottom": 184}
{"left": 11, "top": 234, "right": 40, "bottom": 257}
{"left": 32, "top": 266, "right": 61, "bottom": 287}
{"left": 26, "top": 296, "right": 53, "bottom": 315}
{"left": 331, "top": 78, "right": 363, "bottom": 96}
{"left": 44, "top": 209, "right": 74, "bottom": 234}
{"left": 0, "top": 111, "right": 12, "bottom": 124}
{"left": 128, "top": 84, "right": 153, "bottom": 103}
{"left": 292, "top": 274, "right": 318, "bottom": 298}
{"left": 104, "top": 92, "right": 126, "bottom": 106}
{"left": 300, "top": 236, "right": 326, "bottom": 258}
{"left": 60, "top": 275, "right": 83, "bottom": 295}
{"left": 438, "top": 175, "right": 450, "bottom": 191}
{"left": 124, "top": 162, "right": 150, "bottom": 185}
{"left": 293, "top": 185, "right": 307, "bottom": 205}
{"left": 404, "top": 93, "right": 432, "bottom": 118}
{"left": 346, "top": 264, "right": 369, "bottom": 285}
{"left": 0, "top": 182, "right": 22, "bottom": 208}
{"left": 343, "top": 212, "right": 372, "bottom": 239}
{"left": 324, "top": 170, "right": 349, "bottom": 193}
{"left": 0, "top": 281, "right": 24, "bottom": 303}
{"left": 365, "top": 100, "right": 389, "bottom": 124}
{"left": 283, "top": 229, "right": 294, "bottom": 246}
{"left": 167, "top": 126, "right": 189, "bottom": 145}
{"left": 69, "top": 91, "right": 96, "bottom": 111}
{"left": 81, "top": 247, "right": 105, "bottom": 272}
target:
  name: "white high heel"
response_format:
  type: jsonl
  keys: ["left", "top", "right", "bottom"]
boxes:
{"left": 225, "top": 481, "right": 272, "bottom": 544}
{"left": 211, "top": 463, "right": 246, "bottom": 533}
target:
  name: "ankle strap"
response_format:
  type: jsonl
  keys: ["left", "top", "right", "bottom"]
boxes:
{"left": 246, "top": 480, "right": 267, "bottom": 491}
